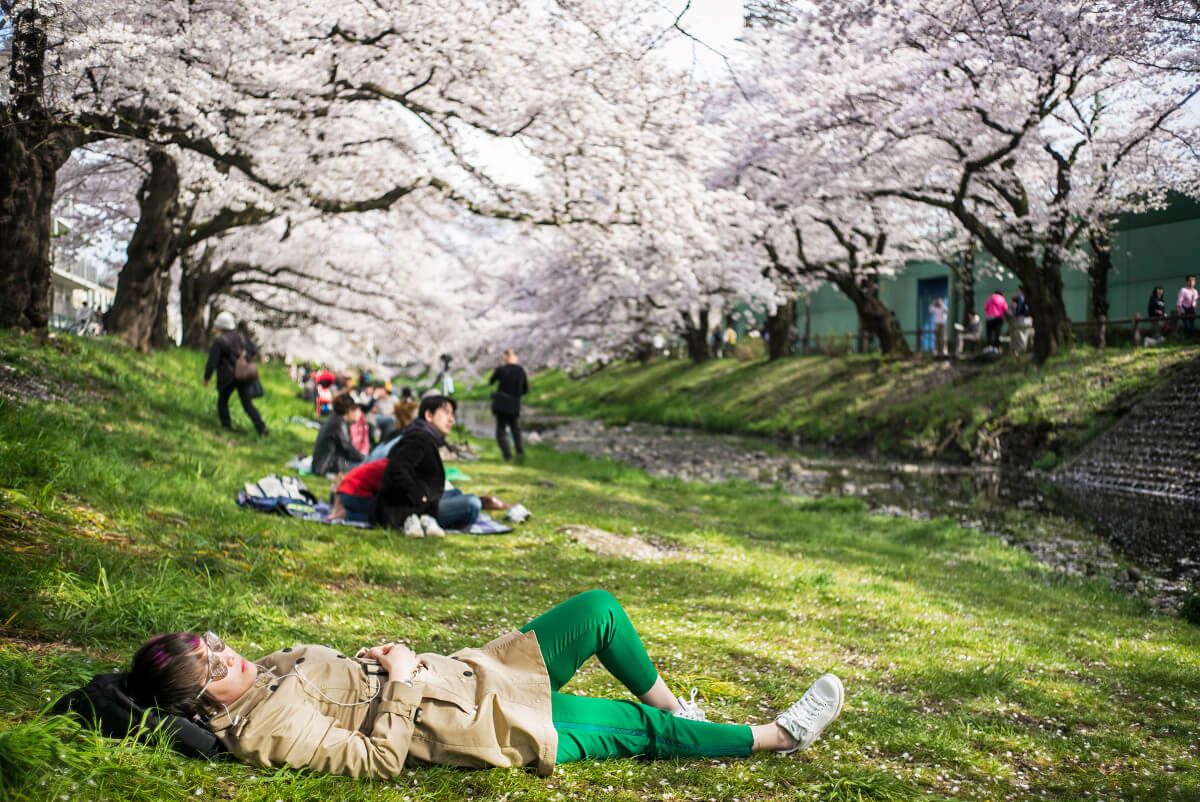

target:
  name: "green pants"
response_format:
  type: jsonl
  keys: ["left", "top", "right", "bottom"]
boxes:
{"left": 520, "top": 590, "right": 753, "bottom": 763}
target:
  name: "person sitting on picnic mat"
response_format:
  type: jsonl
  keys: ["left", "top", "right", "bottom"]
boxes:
{"left": 125, "top": 590, "right": 844, "bottom": 778}
{"left": 312, "top": 392, "right": 367, "bottom": 477}
{"left": 371, "top": 395, "right": 481, "bottom": 536}
{"left": 327, "top": 456, "right": 510, "bottom": 529}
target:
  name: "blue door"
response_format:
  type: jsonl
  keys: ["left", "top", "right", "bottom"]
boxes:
{"left": 917, "top": 277, "right": 950, "bottom": 352}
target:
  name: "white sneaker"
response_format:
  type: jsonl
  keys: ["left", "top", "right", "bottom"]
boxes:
{"left": 419, "top": 515, "right": 445, "bottom": 537}
{"left": 403, "top": 514, "right": 424, "bottom": 537}
{"left": 672, "top": 688, "right": 707, "bottom": 721}
{"left": 774, "top": 673, "right": 843, "bottom": 754}
{"left": 505, "top": 504, "right": 531, "bottom": 524}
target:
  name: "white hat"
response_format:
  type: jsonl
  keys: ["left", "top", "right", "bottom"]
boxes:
{"left": 214, "top": 311, "right": 236, "bottom": 331}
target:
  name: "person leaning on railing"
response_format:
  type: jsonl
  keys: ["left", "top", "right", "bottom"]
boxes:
{"left": 1009, "top": 287, "right": 1032, "bottom": 353}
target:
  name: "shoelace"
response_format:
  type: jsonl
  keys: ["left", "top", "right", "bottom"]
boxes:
{"left": 674, "top": 688, "right": 706, "bottom": 720}
{"left": 780, "top": 691, "right": 831, "bottom": 736}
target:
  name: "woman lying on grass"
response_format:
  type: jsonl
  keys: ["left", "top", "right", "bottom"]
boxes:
{"left": 127, "top": 590, "right": 843, "bottom": 777}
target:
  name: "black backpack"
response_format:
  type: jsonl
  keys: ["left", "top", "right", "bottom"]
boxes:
{"left": 50, "top": 673, "right": 227, "bottom": 759}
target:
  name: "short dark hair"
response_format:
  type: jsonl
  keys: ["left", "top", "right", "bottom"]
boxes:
{"left": 419, "top": 395, "right": 456, "bottom": 422}
{"left": 332, "top": 391, "right": 356, "bottom": 417}
{"left": 126, "top": 633, "right": 208, "bottom": 717}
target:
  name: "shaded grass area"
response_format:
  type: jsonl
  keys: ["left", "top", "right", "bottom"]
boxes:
{"left": 0, "top": 332, "right": 1197, "bottom": 801}
{"left": 488, "top": 348, "right": 1200, "bottom": 465}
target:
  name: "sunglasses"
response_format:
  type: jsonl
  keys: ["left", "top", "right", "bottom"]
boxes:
{"left": 195, "top": 631, "right": 229, "bottom": 700}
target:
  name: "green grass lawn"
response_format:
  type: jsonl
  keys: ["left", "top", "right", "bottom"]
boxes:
{"left": 483, "top": 347, "right": 1200, "bottom": 466}
{"left": 1, "top": 332, "right": 1198, "bottom": 801}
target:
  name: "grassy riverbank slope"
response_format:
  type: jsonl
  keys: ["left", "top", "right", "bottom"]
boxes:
{"left": 2, "top": 332, "right": 1199, "bottom": 801}
{"left": 508, "top": 347, "right": 1200, "bottom": 466}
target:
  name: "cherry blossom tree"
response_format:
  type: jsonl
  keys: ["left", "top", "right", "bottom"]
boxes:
{"left": 486, "top": 181, "right": 774, "bottom": 367}
{"left": 733, "top": 0, "right": 1200, "bottom": 363}
{"left": 15, "top": 0, "right": 767, "bottom": 370}
{"left": 3, "top": 0, "right": 272, "bottom": 329}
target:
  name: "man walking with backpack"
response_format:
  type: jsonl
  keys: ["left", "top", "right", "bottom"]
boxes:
{"left": 203, "top": 311, "right": 269, "bottom": 435}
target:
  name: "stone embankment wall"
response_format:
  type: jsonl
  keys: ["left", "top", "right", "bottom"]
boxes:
{"left": 1055, "top": 354, "right": 1200, "bottom": 572}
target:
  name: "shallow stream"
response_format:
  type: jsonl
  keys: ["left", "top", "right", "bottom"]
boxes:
{"left": 457, "top": 402, "right": 1197, "bottom": 613}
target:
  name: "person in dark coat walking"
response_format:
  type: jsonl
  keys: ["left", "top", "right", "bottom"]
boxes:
{"left": 203, "top": 312, "right": 268, "bottom": 435}
{"left": 488, "top": 349, "right": 529, "bottom": 462}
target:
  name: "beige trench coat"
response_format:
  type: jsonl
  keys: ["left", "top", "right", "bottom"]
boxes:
{"left": 206, "top": 630, "right": 557, "bottom": 777}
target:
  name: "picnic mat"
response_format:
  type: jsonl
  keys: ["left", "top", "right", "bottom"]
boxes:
{"left": 235, "top": 474, "right": 511, "bottom": 534}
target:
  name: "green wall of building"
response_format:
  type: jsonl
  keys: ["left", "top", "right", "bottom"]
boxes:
{"left": 796, "top": 202, "right": 1200, "bottom": 349}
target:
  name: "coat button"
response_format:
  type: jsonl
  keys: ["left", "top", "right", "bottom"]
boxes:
{"left": 414, "top": 708, "right": 422, "bottom": 724}
{"left": 462, "top": 670, "right": 473, "bottom": 676}
{"left": 269, "top": 685, "right": 278, "bottom": 692}
{"left": 296, "top": 657, "right": 306, "bottom": 663}
{"left": 337, "top": 654, "right": 346, "bottom": 659}
{"left": 282, "top": 647, "right": 293, "bottom": 653}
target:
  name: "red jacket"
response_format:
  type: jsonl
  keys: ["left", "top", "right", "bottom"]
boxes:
{"left": 336, "top": 459, "right": 387, "bottom": 498}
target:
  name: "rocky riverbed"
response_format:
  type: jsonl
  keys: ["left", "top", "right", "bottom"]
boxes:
{"left": 459, "top": 404, "right": 1196, "bottom": 616}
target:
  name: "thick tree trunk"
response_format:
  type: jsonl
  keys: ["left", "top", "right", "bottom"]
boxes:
{"left": 863, "top": 297, "right": 909, "bottom": 356}
{"left": 764, "top": 298, "right": 797, "bottom": 360}
{"left": 832, "top": 276, "right": 912, "bottom": 357}
{"left": 179, "top": 265, "right": 211, "bottom": 349}
{"left": 632, "top": 336, "right": 655, "bottom": 364}
{"left": 179, "top": 248, "right": 235, "bottom": 349}
{"left": 0, "top": 136, "right": 72, "bottom": 330}
{"left": 1027, "top": 278, "right": 1072, "bottom": 362}
{"left": 1026, "top": 261, "right": 1072, "bottom": 364}
{"left": 958, "top": 246, "right": 976, "bottom": 325}
{"left": 0, "top": 8, "right": 85, "bottom": 331}
{"left": 1088, "top": 227, "right": 1112, "bottom": 323}
{"left": 149, "top": 269, "right": 173, "bottom": 350}
{"left": 1022, "top": 202, "right": 1073, "bottom": 364}
{"left": 108, "top": 147, "right": 181, "bottom": 352}
{"left": 681, "top": 308, "right": 711, "bottom": 363}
